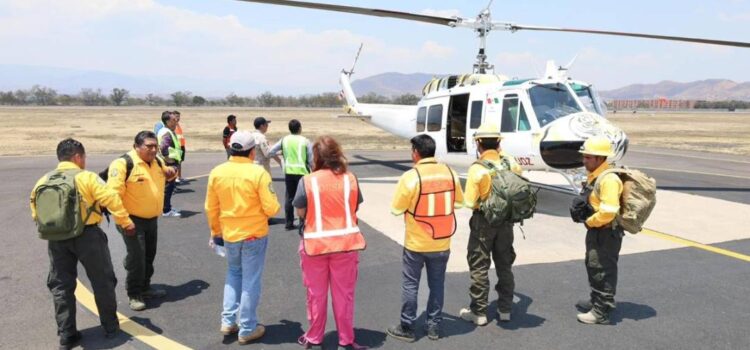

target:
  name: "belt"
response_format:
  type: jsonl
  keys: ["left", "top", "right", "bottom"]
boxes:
{"left": 85, "top": 224, "right": 99, "bottom": 228}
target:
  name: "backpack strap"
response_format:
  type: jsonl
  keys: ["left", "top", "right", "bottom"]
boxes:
{"left": 122, "top": 153, "right": 135, "bottom": 180}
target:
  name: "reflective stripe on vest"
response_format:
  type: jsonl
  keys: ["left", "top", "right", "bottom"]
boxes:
{"left": 282, "top": 135, "right": 308, "bottom": 175}
{"left": 303, "top": 171, "right": 366, "bottom": 255}
{"left": 409, "top": 163, "right": 457, "bottom": 239}
{"left": 158, "top": 128, "right": 182, "bottom": 163}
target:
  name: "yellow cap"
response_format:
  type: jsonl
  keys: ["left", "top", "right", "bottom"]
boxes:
{"left": 579, "top": 136, "right": 614, "bottom": 157}
{"left": 473, "top": 123, "right": 502, "bottom": 140}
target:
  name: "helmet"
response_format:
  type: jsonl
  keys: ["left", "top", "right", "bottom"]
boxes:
{"left": 579, "top": 136, "right": 614, "bottom": 157}
{"left": 473, "top": 123, "right": 502, "bottom": 140}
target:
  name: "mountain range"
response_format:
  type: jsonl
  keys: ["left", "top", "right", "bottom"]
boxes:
{"left": 2, "top": 65, "right": 749, "bottom": 101}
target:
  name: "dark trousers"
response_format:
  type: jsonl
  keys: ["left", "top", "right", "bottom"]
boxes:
{"left": 284, "top": 174, "right": 304, "bottom": 226}
{"left": 585, "top": 226, "right": 624, "bottom": 317}
{"left": 120, "top": 216, "right": 159, "bottom": 297}
{"left": 47, "top": 226, "right": 118, "bottom": 337}
{"left": 467, "top": 211, "right": 516, "bottom": 315}
{"left": 400, "top": 248, "right": 450, "bottom": 329}
{"left": 164, "top": 180, "right": 176, "bottom": 213}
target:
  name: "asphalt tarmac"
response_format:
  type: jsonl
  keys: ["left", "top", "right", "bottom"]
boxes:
{"left": 1, "top": 148, "right": 748, "bottom": 350}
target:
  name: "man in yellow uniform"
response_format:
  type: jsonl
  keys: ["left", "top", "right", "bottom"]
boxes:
{"left": 31, "top": 138, "right": 135, "bottom": 349}
{"left": 107, "top": 131, "right": 177, "bottom": 311}
{"left": 459, "top": 123, "right": 522, "bottom": 326}
{"left": 575, "top": 136, "right": 624, "bottom": 325}
{"left": 386, "top": 135, "right": 463, "bottom": 342}
{"left": 205, "top": 130, "right": 280, "bottom": 345}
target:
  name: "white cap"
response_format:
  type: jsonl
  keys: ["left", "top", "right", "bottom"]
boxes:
{"left": 229, "top": 130, "right": 256, "bottom": 151}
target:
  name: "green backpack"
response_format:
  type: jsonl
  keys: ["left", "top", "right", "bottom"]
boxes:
{"left": 476, "top": 160, "right": 536, "bottom": 226}
{"left": 594, "top": 166, "right": 656, "bottom": 234}
{"left": 33, "top": 169, "right": 97, "bottom": 241}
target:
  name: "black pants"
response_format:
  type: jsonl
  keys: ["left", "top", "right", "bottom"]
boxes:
{"left": 120, "top": 216, "right": 159, "bottom": 297}
{"left": 164, "top": 180, "right": 176, "bottom": 213}
{"left": 585, "top": 226, "right": 624, "bottom": 317}
{"left": 467, "top": 211, "right": 516, "bottom": 314}
{"left": 47, "top": 226, "right": 118, "bottom": 337}
{"left": 284, "top": 174, "right": 304, "bottom": 226}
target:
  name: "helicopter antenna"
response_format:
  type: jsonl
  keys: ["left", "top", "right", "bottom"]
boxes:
{"left": 344, "top": 43, "right": 364, "bottom": 76}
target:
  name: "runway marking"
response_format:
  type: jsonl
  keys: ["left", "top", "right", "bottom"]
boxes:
{"left": 634, "top": 166, "right": 750, "bottom": 180}
{"left": 75, "top": 280, "right": 192, "bottom": 350}
{"left": 641, "top": 228, "right": 750, "bottom": 263}
{"left": 185, "top": 174, "right": 209, "bottom": 180}
{"left": 630, "top": 149, "right": 750, "bottom": 164}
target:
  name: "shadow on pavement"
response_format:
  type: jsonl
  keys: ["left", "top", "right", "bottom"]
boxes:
{"left": 146, "top": 279, "right": 210, "bottom": 308}
{"left": 261, "top": 319, "right": 304, "bottom": 345}
{"left": 128, "top": 316, "right": 164, "bottom": 334}
{"left": 78, "top": 326, "right": 129, "bottom": 349}
{"left": 318, "top": 327, "right": 387, "bottom": 349}
{"left": 175, "top": 210, "right": 201, "bottom": 219}
{"left": 493, "top": 293, "right": 546, "bottom": 329}
{"left": 611, "top": 301, "right": 657, "bottom": 324}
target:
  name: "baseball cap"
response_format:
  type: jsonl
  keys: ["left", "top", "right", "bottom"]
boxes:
{"left": 229, "top": 130, "right": 256, "bottom": 151}
{"left": 253, "top": 116, "right": 271, "bottom": 129}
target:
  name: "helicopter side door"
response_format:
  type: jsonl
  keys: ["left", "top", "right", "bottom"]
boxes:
{"left": 493, "top": 92, "right": 540, "bottom": 169}
{"left": 446, "top": 93, "right": 470, "bottom": 153}
{"left": 420, "top": 98, "right": 449, "bottom": 156}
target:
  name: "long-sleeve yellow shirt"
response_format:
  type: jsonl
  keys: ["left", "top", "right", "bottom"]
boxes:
{"left": 31, "top": 162, "right": 133, "bottom": 228}
{"left": 586, "top": 162, "right": 623, "bottom": 228}
{"left": 464, "top": 150, "right": 523, "bottom": 209}
{"left": 107, "top": 150, "right": 168, "bottom": 219}
{"left": 205, "top": 156, "right": 280, "bottom": 242}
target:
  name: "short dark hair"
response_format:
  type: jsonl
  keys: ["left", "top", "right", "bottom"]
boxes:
{"left": 227, "top": 114, "right": 236, "bottom": 124}
{"left": 161, "top": 110, "right": 172, "bottom": 124}
{"left": 172, "top": 110, "right": 180, "bottom": 116}
{"left": 289, "top": 119, "right": 301, "bottom": 134}
{"left": 410, "top": 134, "right": 436, "bottom": 158}
{"left": 477, "top": 138, "right": 500, "bottom": 151}
{"left": 56, "top": 138, "right": 85, "bottom": 161}
{"left": 230, "top": 148, "right": 254, "bottom": 157}
{"left": 134, "top": 130, "right": 158, "bottom": 146}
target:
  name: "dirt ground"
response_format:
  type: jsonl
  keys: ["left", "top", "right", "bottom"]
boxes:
{"left": 0, "top": 107, "right": 747, "bottom": 156}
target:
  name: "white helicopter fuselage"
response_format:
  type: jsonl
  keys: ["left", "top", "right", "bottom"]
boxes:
{"left": 340, "top": 72, "right": 628, "bottom": 179}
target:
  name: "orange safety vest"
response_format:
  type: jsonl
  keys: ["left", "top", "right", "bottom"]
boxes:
{"left": 408, "top": 162, "right": 457, "bottom": 239}
{"left": 302, "top": 170, "right": 366, "bottom": 256}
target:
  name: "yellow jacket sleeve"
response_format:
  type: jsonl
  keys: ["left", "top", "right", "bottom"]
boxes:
{"left": 258, "top": 171, "right": 281, "bottom": 217}
{"left": 452, "top": 169, "right": 464, "bottom": 209}
{"left": 106, "top": 158, "right": 128, "bottom": 198}
{"left": 586, "top": 174, "right": 623, "bottom": 228}
{"left": 390, "top": 172, "right": 413, "bottom": 216}
{"left": 81, "top": 171, "right": 133, "bottom": 227}
{"left": 29, "top": 176, "right": 47, "bottom": 220}
{"left": 204, "top": 173, "right": 222, "bottom": 237}
{"left": 463, "top": 165, "right": 484, "bottom": 209}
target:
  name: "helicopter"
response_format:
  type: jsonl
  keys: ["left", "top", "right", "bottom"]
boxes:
{"left": 239, "top": 0, "right": 750, "bottom": 191}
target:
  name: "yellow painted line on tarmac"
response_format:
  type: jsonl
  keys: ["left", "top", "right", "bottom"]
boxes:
{"left": 75, "top": 280, "right": 193, "bottom": 350}
{"left": 635, "top": 166, "right": 750, "bottom": 180}
{"left": 641, "top": 228, "right": 750, "bottom": 263}
{"left": 630, "top": 149, "right": 750, "bottom": 164}
{"left": 185, "top": 174, "right": 209, "bottom": 180}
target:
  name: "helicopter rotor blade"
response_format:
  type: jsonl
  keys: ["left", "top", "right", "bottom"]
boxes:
{"left": 504, "top": 23, "right": 750, "bottom": 48}
{"left": 236, "top": 0, "right": 461, "bottom": 27}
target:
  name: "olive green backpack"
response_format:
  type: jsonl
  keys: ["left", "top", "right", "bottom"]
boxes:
{"left": 475, "top": 160, "right": 536, "bottom": 226}
{"left": 594, "top": 166, "right": 656, "bottom": 234}
{"left": 33, "top": 169, "right": 97, "bottom": 241}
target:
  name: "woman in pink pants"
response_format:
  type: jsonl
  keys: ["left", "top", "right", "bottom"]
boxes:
{"left": 292, "top": 136, "right": 367, "bottom": 350}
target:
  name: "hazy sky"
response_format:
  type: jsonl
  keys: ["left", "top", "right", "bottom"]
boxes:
{"left": 1, "top": 0, "right": 749, "bottom": 93}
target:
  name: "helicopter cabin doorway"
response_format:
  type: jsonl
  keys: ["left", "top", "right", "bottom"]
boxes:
{"left": 446, "top": 93, "right": 470, "bottom": 153}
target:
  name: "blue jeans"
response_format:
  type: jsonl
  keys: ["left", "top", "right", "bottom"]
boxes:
{"left": 222, "top": 236, "right": 268, "bottom": 336}
{"left": 400, "top": 248, "right": 450, "bottom": 329}
{"left": 163, "top": 180, "right": 176, "bottom": 213}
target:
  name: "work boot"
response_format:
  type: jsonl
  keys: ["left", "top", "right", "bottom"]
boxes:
{"left": 576, "top": 299, "right": 593, "bottom": 311}
{"left": 142, "top": 288, "right": 167, "bottom": 299}
{"left": 220, "top": 324, "right": 239, "bottom": 336}
{"left": 459, "top": 307, "right": 488, "bottom": 326}
{"left": 498, "top": 311, "right": 512, "bottom": 322}
{"left": 238, "top": 324, "right": 265, "bottom": 345}
{"left": 285, "top": 223, "right": 297, "bottom": 231}
{"left": 59, "top": 331, "right": 82, "bottom": 350}
{"left": 426, "top": 324, "right": 440, "bottom": 340}
{"left": 104, "top": 325, "right": 120, "bottom": 339}
{"left": 297, "top": 335, "right": 323, "bottom": 349}
{"left": 129, "top": 296, "right": 146, "bottom": 311}
{"left": 386, "top": 324, "right": 415, "bottom": 343}
{"left": 577, "top": 310, "right": 610, "bottom": 325}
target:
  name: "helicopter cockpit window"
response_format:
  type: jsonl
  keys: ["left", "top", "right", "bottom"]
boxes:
{"left": 500, "top": 94, "right": 519, "bottom": 133}
{"left": 529, "top": 83, "right": 582, "bottom": 127}
{"left": 416, "top": 106, "right": 426, "bottom": 132}
{"left": 570, "top": 83, "right": 603, "bottom": 116}
{"left": 470, "top": 101, "right": 483, "bottom": 129}
{"left": 427, "top": 104, "right": 443, "bottom": 132}
{"left": 518, "top": 104, "right": 531, "bottom": 131}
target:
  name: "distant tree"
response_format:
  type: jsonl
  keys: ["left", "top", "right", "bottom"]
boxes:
{"left": 258, "top": 91, "right": 275, "bottom": 107}
{"left": 392, "top": 93, "right": 420, "bottom": 105}
{"left": 0, "top": 91, "right": 19, "bottom": 105}
{"left": 145, "top": 93, "right": 164, "bottom": 106}
{"left": 226, "top": 93, "right": 244, "bottom": 106}
{"left": 29, "top": 85, "right": 58, "bottom": 105}
{"left": 57, "top": 94, "right": 77, "bottom": 106}
{"left": 80, "top": 88, "right": 107, "bottom": 106}
{"left": 170, "top": 91, "right": 192, "bottom": 106}
{"left": 14, "top": 89, "right": 30, "bottom": 105}
{"left": 110, "top": 88, "right": 129, "bottom": 106}
{"left": 192, "top": 95, "right": 206, "bottom": 106}
{"left": 359, "top": 92, "right": 389, "bottom": 104}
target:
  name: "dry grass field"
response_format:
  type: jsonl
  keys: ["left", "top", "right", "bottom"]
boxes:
{"left": 0, "top": 107, "right": 748, "bottom": 156}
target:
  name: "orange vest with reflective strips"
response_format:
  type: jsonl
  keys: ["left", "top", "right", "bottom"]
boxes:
{"left": 302, "top": 170, "right": 366, "bottom": 256}
{"left": 408, "top": 162, "right": 457, "bottom": 239}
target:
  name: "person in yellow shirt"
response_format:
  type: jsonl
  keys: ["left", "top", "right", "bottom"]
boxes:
{"left": 574, "top": 136, "right": 624, "bottom": 325}
{"left": 107, "top": 131, "right": 177, "bottom": 311}
{"left": 205, "top": 130, "right": 280, "bottom": 345}
{"left": 31, "top": 138, "right": 135, "bottom": 348}
{"left": 459, "top": 123, "right": 522, "bottom": 326}
{"left": 386, "top": 135, "right": 463, "bottom": 342}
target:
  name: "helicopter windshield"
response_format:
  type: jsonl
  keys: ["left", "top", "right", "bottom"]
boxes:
{"left": 569, "top": 82, "right": 606, "bottom": 116}
{"left": 528, "top": 82, "right": 582, "bottom": 127}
